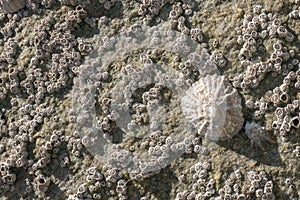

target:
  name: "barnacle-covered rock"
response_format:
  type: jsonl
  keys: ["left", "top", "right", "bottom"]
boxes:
{"left": 181, "top": 74, "right": 244, "bottom": 141}
{"left": 0, "top": 0, "right": 25, "bottom": 14}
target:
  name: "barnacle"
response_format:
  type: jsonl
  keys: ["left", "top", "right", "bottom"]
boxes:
{"left": 0, "top": 0, "right": 25, "bottom": 14}
{"left": 181, "top": 74, "right": 244, "bottom": 141}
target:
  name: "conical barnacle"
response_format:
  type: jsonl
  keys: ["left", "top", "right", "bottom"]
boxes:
{"left": 181, "top": 74, "right": 244, "bottom": 141}
{"left": 0, "top": 0, "right": 26, "bottom": 14}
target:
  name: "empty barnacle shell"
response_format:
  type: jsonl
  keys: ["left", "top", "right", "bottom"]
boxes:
{"left": 0, "top": 0, "right": 26, "bottom": 14}
{"left": 181, "top": 74, "right": 244, "bottom": 141}
{"left": 290, "top": 116, "right": 300, "bottom": 128}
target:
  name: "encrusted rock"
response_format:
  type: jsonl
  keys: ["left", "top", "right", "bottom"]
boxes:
{"left": 181, "top": 74, "right": 244, "bottom": 141}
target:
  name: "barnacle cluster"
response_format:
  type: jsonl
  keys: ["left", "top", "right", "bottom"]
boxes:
{"left": 0, "top": 0, "right": 299, "bottom": 199}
